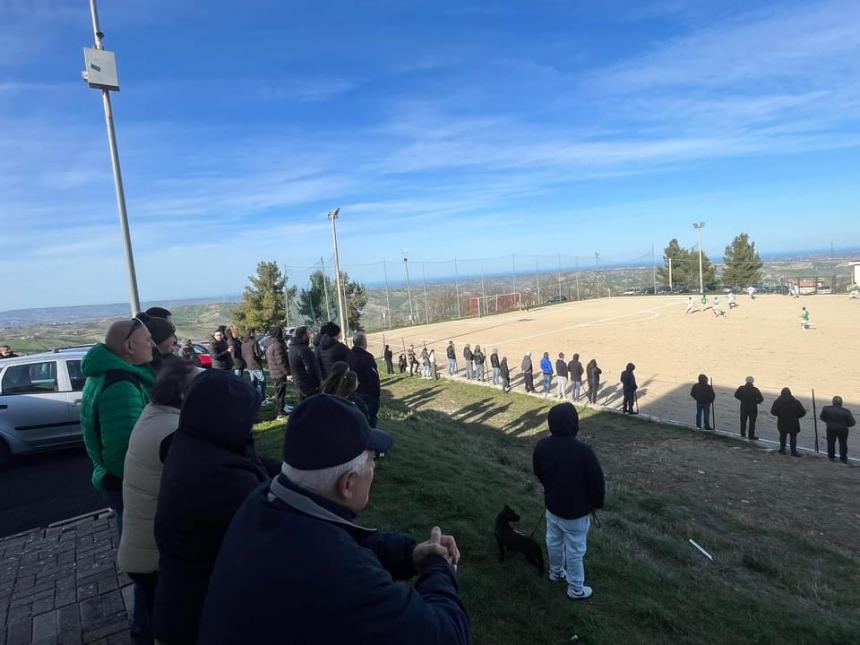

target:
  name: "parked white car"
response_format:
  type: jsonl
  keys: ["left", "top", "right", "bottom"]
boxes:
{"left": 0, "top": 347, "right": 90, "bottom": 468}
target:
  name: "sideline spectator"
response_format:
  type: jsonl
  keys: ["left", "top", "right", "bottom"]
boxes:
{"left": 521, "top": 352, "right": 535, "bottom": 393}
{"left": 500, "top": 357, "right": 511, "bottom": 392}
{"left": 138, "top": 314, "right": 178, "bottom": 373}
{"left": 226, "top": 328, "right": 245, "bottom": 378}
{"left": 540, "top": 352, "right": 553, "bottom": 398}
{"left": 429, "top": 348, "right": 438, "bottom": 380}
{"left": 463, "top": 344, "right": 473, "bottom": 379}
{"left": 620, "top": 363, "right": 637, "bottom": 414}
{"left": 266, "top": 327, "right": 291, "bottom": 419}
{"left": 288, "top": 326, "right": 322, "bottom": 400}
{"left": 490, "top": 349, "right": 500, "bottom": 385}
{"left": 473, "top": 345, "right": 485, "bottom": 382}
{"left": 421, "top": 347, "right": 431, "bottom": 378}
{"left": 568, "top": 354, "right": 584, "bottom": 401}
{"left": 734, "top": 376, "right": 763, "bottom": 439}
{"left": 586, "top": 359, "right": 601, "bottom": 404}
{"left": 398, "top": 353, "right": 407, "bottom": 374}
{"left": 198, "top": 395, "right": 469, "bottom": 645}
{"left": 347, "top": 333, "right": 381, "bottom": 427}
{"left": 242, "top": 330, "right": 266, "bottom": 402}
{"left": 447, "top": 341, "right": 457, "bottom": 376}
{"left": 209, "top": 329, "right": 233, "bottom": 371}
{"left": 408, "top": 345, "right": 419, "bottom": 376}
{"left": 118, "top": 361, "right": 200, "bottom": 642}
{"left": 321, "top": 361, "right": 370, "bottom": 425}
{"left": 820, "top": 395, "right": 855, "bottom": 463}
{"left": 770, "top": 388, "right": 806, "bottom": 457}
{"left": 384, "top": 344, "right": 394, "bottom": 375}
{"left": 318, "top": 322, "right": 350, "bottom": 380}
{"left": 144, "top": 306, "right": 172, "bottom": 323}
{"left": 690, "top": 374, "right": 715, "bottom": 430}
{"left": 180, "top": 340, "right": 200, "bottom": 366}
{"left": 555, "top": 353, "right": 568, "bottom": 401}
{"left": 0, "top": 345, "right": 18, "bottom": 358}
{"left": 80, "top": 319, "right": 156, "bottom": 641}
{"left": 152, "top": 370, "right": 273, "bottom": 645}
{"left": 533, "top": 403, "right": 605, "bottom": 601}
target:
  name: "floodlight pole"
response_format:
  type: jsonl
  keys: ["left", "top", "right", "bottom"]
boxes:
{"left": 403, "top": 252, "right": 415, "bottom": 324}
{"left": 694, "top": 222, "right": 705, "bottom": 295}
{"left": 328, "top": 208, "right": 348, "bottom": 336}
{"left": 85, "top": 0, "right": 140, "bottom": 316}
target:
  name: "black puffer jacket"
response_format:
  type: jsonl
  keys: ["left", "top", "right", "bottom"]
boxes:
{"left": 690, "top": 381, "right": 715, "bottom": 404}
{"left": 770, "top": 390, "right": 806, "bottom": 434}
{"left": 734, "top": 383, "right": 763, "bottom": 412}
{"left": 265, "top": 338, "right": 289, "bottom": 380}
{"left": 446, "top": 345, "right": 456, "bottom": 360}
{"left": 242, "top": 338, "right": 264, "bottom": 371}
{"left": 533, "top": 404, "right": 605, "bottom": 520}
{"left": 229, "top": 336, "right": 245, "bottom": 371}
{"left": 490, "top": 353, "right": 500, "bottom": 368}
{"left": 317, "top": 334, "right": 350, "bottom": 379}
{"left": 820, "top": 404, "right": 856, "bottom": 432}
{"left": 209, "top": 338, "right": 232, "bottom": 370}
{"left": 346, "top": 346, "right": 380, "bottom": 398}
{"left": 153, "top": 370, "right": 268, "bottom": 645}
{"left": 556, "top": 359, "right": 568, "bottom": 378}
{"left": 288, "top": 338, "right": 321, "bottom": 397}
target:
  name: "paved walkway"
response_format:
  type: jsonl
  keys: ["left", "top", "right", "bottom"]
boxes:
{"left": 0, "top": 510, "right": 132, "bottom": 645}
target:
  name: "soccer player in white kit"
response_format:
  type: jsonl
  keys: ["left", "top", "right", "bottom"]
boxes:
{"left": 686, "top": 296, "right": 694, "bottom": 314}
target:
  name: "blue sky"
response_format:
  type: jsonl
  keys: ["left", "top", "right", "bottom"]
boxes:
{"left": 2, "top": 0, "right": 860, "bottom": 310}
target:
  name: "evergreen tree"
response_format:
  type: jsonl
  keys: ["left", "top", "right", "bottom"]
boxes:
{"left": 299, "top": 271, "right": 338, "bottom": 326}
{"left": 233, "top": 261, "right": 297, "bottom": 334}
{"left": 722, "top": 233, "right": 763, "bottom": 287}
{"left": 342, "top": 272, "right": 367, "bottom": 331}
{"left": 657, "top": 239, "right": 693, "bottom": 289}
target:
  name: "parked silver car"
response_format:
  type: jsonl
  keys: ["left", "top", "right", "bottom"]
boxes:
{"left": 0, "top": 347, "right": 90, "bottom": 468}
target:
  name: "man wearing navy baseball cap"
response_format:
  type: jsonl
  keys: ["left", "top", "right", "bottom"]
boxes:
{"left": 198, "top": 394, "right": 470, "bottom": 645}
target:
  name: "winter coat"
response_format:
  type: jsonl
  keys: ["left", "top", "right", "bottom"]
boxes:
{"left": 152, "top": 371, "right": 269, "bottom": 645}
{"left": 241, "top": 338, "right": 264, "bottom": 371}
{"left": 229, "top": 337, "right": 246, "bottom": 371}
{"left": 473, "top": 350, "right": 485, "bottom": 365}
{"left": 586, "top": 364, "right": 601, "bottom": 386}
{"left": 265, "top": 338, "right": 290, "bottom": 380}
{"left": 463, "top": 347, "right": 473, "bottom": 362}
{"left": 533, "top": 405, "right": 605, "bottom": 520}
{"left": 770, "top": 393, "right": 806, "bottom": 434}
{"left": 317, "top": 334, "right": 350, "bottom": 379}
{"left": 568, "top": 360, "right": 584, "bottom": 381}
{"left": 80, "top": 344, "right": 156, "bottom": 491}
{"left": 347, "top": 346, "right": 381, "bottom": 398}
{"left": 384, "top": 347, "right": 394, "bottom": 363}
{"left": 198, "top": 476, "right": 470, "bottom": 645}
{"left": 499, "top": 360, "right": 510, "bottom": 380}
{"left": 620, "top": 369, "right": 637, "bottom": 393}
{"left": 819, "top": 405, "right": 856, "bottom": 432}
{"left": 734, "top": 383, "right": 763, "bottom": 412}
{"left": 117, "top": 404, "right": 180, "bottom": 574}
{"left": 690, "top": 382, "right": 715, "bottom": 405}
{"left": 490, "top": 353, "right": 500, "bottom": 369}
{"left": 521, "top": 355, "right": 533, "bottom": 374}
{"left": 540, "top": 356, "right": 553, "bottom": 375}
{"left": 555, "top": 359, "right": 568, "bottom": 378}
{"left": 446, "top": 345, "right": 456, "bottom": 360}
{"left": 209, "top": 338, "right": 233, "bottom": 370}
{"left": 288, "top": 338, "right": 322, "bottom": 397}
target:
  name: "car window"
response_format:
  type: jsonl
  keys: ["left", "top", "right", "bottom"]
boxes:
{"left": 1, "top": 361, "right": 59, "bottom": 395}
{"left": 66, "top": 360, "right": 86, "bottom": 392}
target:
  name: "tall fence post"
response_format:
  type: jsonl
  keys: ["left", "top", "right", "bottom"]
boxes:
{"left": 480, "top": 262, "right": 487, "bottom": 317}
{"left": 320, "top": 257, "right": 332, "bottom": 321}
{"left": 812, "top": 389, "right": 820, "bottom": 453}
{"left": 575, "top": 257, "right": 581, "bottom": 301}
{"left": 535, "top": 256, "right": 541, "bottom": 305}
{"left": 421, "top": 261, "right": 430, "bottom": 324}
{"left": 383, "top": 259, "right": 392, "bottom": 329}
{"left": 512, "top": 254, "right": 517, "bottom": 297}
{"left": 557, "top": 253, "right": 562, "bottom": 300}
{"left": 652, "top": 244, "right": 657, "bottom": 295}
{"left": 454, "top": 258, "right": 462, "bottom": 319}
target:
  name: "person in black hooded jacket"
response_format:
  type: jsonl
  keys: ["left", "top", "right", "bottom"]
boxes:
{"left": 770, "top": 388, "right": 806, "bottom": 456}
{"left": 209, "top": 329, "right": 233, "bottom": 371}
{"left": 152, "top": 369, "right": 272, "bottom": 645}
{"left": 690, "top": 374, "right": 715, "bottom": 430}
{"left": 317, "top": 322, "right": 350, "bottom": 380}
{"left": 533, "top": 403, "right": 604, "bottom": 601}
{"left": 288, "top": 326, "right": 322, "bottom": 399}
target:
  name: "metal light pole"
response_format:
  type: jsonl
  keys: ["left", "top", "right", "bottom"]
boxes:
{"left": 402, "top": 250, "right": 415, "bottom": 324}
{"left": 595, "top": 252, "right": 601, "bottom": 297}
{"left": 421, "top": 262, "right": 430, "bottom": 324}
{"left": 320, "top": 257, "right": 332, "bottom": 321}
{"left": 453, "top": 258, "right": 462, "bottom": 318}
{"left": 328, "top": 209, "right": 348, "bottom": 336}
{"left": 694, "top": 222, "right": 705, "bottom": 295}
{"left": 83, "top": 0, "right": 140, "bottom": 315}
{"left": 382, "top": 260, "right": 392, "bottom": 329}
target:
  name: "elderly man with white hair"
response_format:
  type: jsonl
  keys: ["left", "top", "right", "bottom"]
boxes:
{"left": 734, "top": 376, "right": 764, "bottom": 440}
{"left": 347, "top": 332, "right": 381, "bottom": 427}
{"left": 198, "top": 395, "right": 469, "bottom": 645}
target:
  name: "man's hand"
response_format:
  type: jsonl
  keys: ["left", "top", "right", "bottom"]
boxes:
{"left": 413, "top": 526, "right": 460, "bottom": 571}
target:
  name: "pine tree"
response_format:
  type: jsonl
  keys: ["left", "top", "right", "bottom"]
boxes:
{"left": 233, "top": 261, "right": 297, "bottom": 334}
{"left": 342, "top": 272, "right": 367, "bottom": 331}
{"left": 657, "top": 239, "right": 692, "bottom": 289}
{"left": 299, "top": 271, "right": 338, "bottom": 326}
{"left": 722, "top": 233, "right": 763, "bottom": 287}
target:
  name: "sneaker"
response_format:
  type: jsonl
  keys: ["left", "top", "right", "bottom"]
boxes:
{"left": 275, "top": 414, "right": 288, "bottom": 421}
{"left": 567, "top": 586, "right": 593, "bottom": 600}
{"left": 282, "top": 404, "right": 294, "bottom": 415}
{"left": 548, "top": 570, "right": 566, "bottom": 582}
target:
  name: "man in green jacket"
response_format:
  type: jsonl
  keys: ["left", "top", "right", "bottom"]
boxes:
{"left": 81, "top": 318, "right": 156, "bottom": 527}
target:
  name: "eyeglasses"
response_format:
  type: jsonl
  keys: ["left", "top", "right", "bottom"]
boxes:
{"left": 123, "top": 317, "right": 144, "bottom": 341}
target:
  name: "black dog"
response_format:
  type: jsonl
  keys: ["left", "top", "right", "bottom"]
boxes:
{"left": 494, "top": 505, "right": 544, "bottom": 575}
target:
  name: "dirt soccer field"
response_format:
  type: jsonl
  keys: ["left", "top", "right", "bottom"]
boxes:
{"left": 367, "top": 294, "right": 860, "bottom": 456}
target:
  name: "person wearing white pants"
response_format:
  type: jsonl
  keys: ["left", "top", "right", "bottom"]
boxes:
{"left": 533, "top": 403, "right": 605, "bottom": 600}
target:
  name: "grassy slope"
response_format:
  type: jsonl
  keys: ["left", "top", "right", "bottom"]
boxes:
{"left": 252, "top": 369, "right": 860, "bottom": 645}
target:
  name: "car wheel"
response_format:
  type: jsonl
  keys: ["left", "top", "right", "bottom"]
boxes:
{"left": 0, "top": 439, "right": 10, "bottom": 471}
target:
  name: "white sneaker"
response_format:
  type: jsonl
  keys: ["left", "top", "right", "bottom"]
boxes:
{"left": 548, "top": 570, "right": 566, "bottom": 582}
{"left": 282, "top": 404, "right": 294, "bottom": 414}
{"left": 567, "top": 586, "right": 593, "bottom": 600}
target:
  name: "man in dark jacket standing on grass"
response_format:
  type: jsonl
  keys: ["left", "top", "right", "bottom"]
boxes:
{"left": 734, "top": 376, "right": 763, "bottom": 439}
{"left": 620, "top": 363, "right": 637, "bottom": 414}
{"left": 198, "top": 395, "right": 470, "bottom": 645}
{"left": 820, "top": 395, "right": 855, "bottom": 463}
{"left": 347, "top": 333, "right": 381, "bottom": 427}
{"left": 242, "top": 330, "right": 267, "bottom": 402}
{"left": 265, "top": 327, "right": 291, "bottom": 419}
{"left": 288, "top": 326, "right": 322, "bottom": 400}
{"left": 521, "top": 352, "right": 534, "bottom": 392}
{"left": 209, "top": 329, "right": 233, "bottom": 371}
{"left": 463, "top": 344, "right": 473, "bottom": 380}
{"left": 446, "top": 341, "right": 457, "bottom": 376}
{"left": 533, "top": 403, "right": 605, "bottom": 601}
{"left": 317, "top": 322, "right": 350, "bottom": 380}
{"left": 690, "top": 374, "right": 715, "bottom": 429}
{"left": 568, "top": 353, "right": 584, "bottom": 401}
